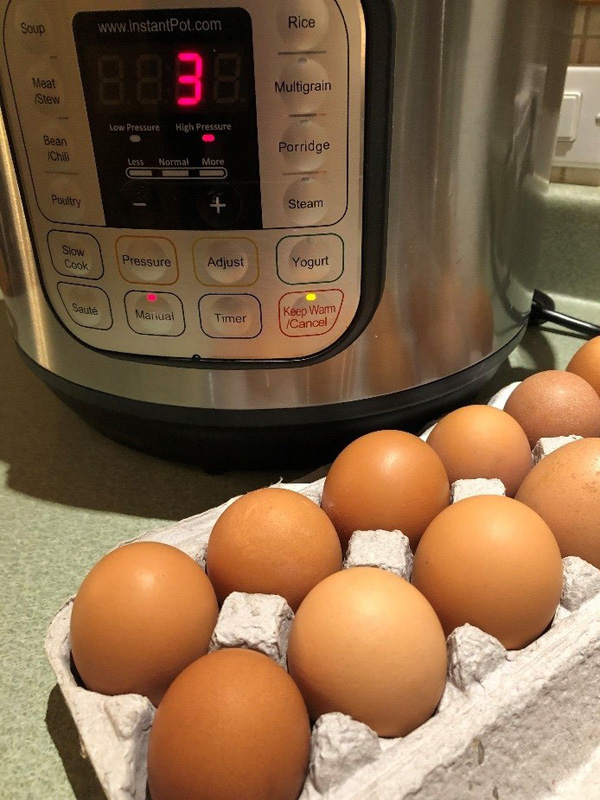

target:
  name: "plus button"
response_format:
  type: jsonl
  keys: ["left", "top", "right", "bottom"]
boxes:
{"left": 210, "top": 195, "right": 227, "bottom": 215}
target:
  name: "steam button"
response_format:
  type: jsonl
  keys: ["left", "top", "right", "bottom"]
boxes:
{"left": 276, "top": 0, "right": 329, "bottom": 49}
{"left": 284, "top": 177, "right": 329, "bottom": 226}
{"left": 57, "top": 283, "right": 112, "bottom": 330}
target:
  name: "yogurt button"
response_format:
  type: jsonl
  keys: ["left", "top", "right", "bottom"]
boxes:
{"left": 277, "top": 234, "right": 343, "bottom": 284}
{"left": 277, "top": 0, "right": 329, "bottom": 49}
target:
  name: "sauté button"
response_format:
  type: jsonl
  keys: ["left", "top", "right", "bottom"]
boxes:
{"left": 117, "top": 237, "right": 179, "bottom": 285}
{"left": 49, "top": 231, "right": 103, "bottom": 279}
{"left": 277, "top": 234, "right": 343, "bottom": 284}
{"left": 125, "top": 291, "right": 185, "bottom": 337}
{"left": 57, "top": 283, "right": 112, "bottom": 330}
{"left": 194, "top": 238, "right": 258, "bottom": 286}
{"left": 199, "top": 294, "right": 262, "bottom": 339}
{"left": 276, "top": 0, "right": 329, "bottom": 49}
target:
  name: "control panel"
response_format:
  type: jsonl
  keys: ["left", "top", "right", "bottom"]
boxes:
{"left": 0, "top": 0, "right": 365, "bottom": 362}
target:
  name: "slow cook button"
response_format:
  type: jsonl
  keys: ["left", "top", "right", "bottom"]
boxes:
{"left": 199, "top": 294, "right": 262, "bottom": 339}
{"left": 284, "top": 177, "right": 328, "bottom": 225}
{"left": 57, "top": 283, "right": 112, "bottom": 330}
{"left": 48, "top": 231, "right": 104, "bottom": 279}
{"left": 276, "top": 0, "right": 329, "bottom": 49}
{"left": 279, "top": 289, "right": 344, "bottom": 337}
{"left": 125, "top": 291, "right": 185, "bottom": 337}
{"left": 117, "top": 236, "right": 179, "bottom": 285}
{"left": 279, "top": 119, "right": 331, "bottom": 172}
{"left": 277, "top": 234, "right": 343, "bottom": 284}
{"left": 275, "top": 57, "right": 331, "bottom": 114}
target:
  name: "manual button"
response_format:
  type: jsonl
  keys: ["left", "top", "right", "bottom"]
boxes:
{"left": 57, "top": 283, "right": 112, "bottom": 330}
{"left": 125, "top": 291, "right": 185, "bottom": 337}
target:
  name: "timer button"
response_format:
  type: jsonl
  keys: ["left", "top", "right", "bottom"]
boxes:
{"left": 194, "top": 238, "right": 258, "bottom": 286}
{"left": 199, "top": 294, "right": 262, "bottom": 339}
{"left": 49, "top": 231, "right": 104, "bottom": 280}
{"left": 57, "top": 283, "right": 113, "bottom": 330}
{"left": 12, "top": 1, "right": 54, "bottom": 54}
{"left": 197, "top": 187, "right": 242, "bottom": 229}
{"left": 279, "top": 119, "right": 331, "bottom": 172}
{"left": 284, "top": 177, "right": 329, "bottom": 226}
{"left": 117, "top": 236, "right": 179, "bottom": 285}
{"left": 277, "top": 57, "right": 331, "bottom": 114}
{"left": 277, "top": 234, "right": 343, "bottom": 284}
{"left": 125, "top": 291, "right": 185, "bottom": 337}
{"left": 277, "top": 0, "right": 329, "bottom": 49}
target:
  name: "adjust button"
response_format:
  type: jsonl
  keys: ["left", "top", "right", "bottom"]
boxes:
{"left": 57, "top": 283, "right": 112, "bottom": 330}
{"left": 199, "top": 294, "right": 262, "bottom": 339}
{"left": 49, "top": 231, "right": 103, "bottom": 279}
{"left": 194, "top": 238, "right": 258, "bottom": 286}
{"left": 277, "top": 0, "right": 329, "bottom": 49}
{"left": 117, "top": 236, "right": 179, "bottom": 285}
{"left": 125, "top": 291, "right": 185, "bottom": 337}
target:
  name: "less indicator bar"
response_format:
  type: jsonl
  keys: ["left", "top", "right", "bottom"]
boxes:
{"left": 126, "top": 167, "right": 228, "bottom": 180}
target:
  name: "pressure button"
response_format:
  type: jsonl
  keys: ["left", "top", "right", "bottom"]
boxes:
{"left": 277, "top": 0, "right": 329, "bottom": 49}
{"left": 117, "top": 237, "right": 178, "bottom": 285}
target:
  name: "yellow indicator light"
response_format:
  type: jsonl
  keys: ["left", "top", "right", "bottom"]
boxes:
{"left": 306, "top": 293, "right": 317, "bottom": 302}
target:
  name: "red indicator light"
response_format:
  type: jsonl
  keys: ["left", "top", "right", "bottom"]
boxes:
{"left": 147, "top": 293, "right": 158, "bottom": 303}
{"left": 202, "top": 133, "right": 216, "bottom": 143}
{"left": 177, "top": 52, "right": 203, "bottom": 107}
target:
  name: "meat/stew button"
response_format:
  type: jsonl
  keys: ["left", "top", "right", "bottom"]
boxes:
{"left": 279, "top": 289, "right": 343, "bottom": 337}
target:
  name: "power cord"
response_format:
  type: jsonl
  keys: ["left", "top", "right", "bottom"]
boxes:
{"left": 529, "top": 289, "right": 600, "bottom": 338}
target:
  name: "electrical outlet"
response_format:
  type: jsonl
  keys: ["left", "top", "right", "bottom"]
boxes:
{"left": 554, "top": 66, "right": 600, "bottom": 170}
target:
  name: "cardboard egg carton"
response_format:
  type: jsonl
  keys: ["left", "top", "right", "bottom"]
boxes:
{"left": 45, "top": 426, "right": 600, "bottom": 800}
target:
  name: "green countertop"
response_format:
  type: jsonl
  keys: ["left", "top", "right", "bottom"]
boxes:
{"left": 1, "top": 184, "right": 598, "bottom": 800}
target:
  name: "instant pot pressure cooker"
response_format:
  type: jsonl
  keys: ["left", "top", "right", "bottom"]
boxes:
{"left": 0, "top": 0, "right": 575, "bottom": 467}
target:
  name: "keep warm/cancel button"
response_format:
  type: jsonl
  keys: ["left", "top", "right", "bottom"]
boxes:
{"left": 279, "top": 289, "right": 343, "bottom": 337}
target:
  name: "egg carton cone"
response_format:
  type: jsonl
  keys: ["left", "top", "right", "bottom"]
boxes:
{"left": 45, "top": 434, "right": 600, "bottom": 800}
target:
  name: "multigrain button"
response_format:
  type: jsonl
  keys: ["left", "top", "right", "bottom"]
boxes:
{"left": 199, "top": 294, "right": 262, "bottom": 339}
{"left": 277, "top": 0, "right": 329, "bottom": 49}
{"left": 279, "top": 289, "right": 343, "bottom": 337}
{"left": 284, "top": 177, "right": 328, "bottom": 225}
{"left": 13, "top": 1, "right": 54, "bottom": 54}
{"left": 57, "top": 283, "right": 112, "bottom": 330}
{"left": 117, "top": 237, "right": 178, "bottom": 285}
{"left": 125, "top": 291, "right": 185, "bottom": 337}
{"left": 275, "top": 57, "right": 331, "bottom": 114}
{"left": 194, "top": 238, "right": 258, "bottom": 286}
{"left": 279, "top": 119, "right": 331, "bottom": 171}
{"left": 277, "top": 234, "right": 343, "bottom": 284}
{"left": 48, "top": 231, "right": 103, "bottom": 279}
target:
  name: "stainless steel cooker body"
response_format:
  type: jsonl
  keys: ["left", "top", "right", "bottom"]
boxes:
{"left": 0, "top": 0, "right": 574, "bottom": 465}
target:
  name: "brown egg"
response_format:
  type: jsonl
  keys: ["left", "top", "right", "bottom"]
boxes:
{"left": 287, "top": 567, "right": 447, "bottom": 738}
{"left": 516, "top": 438, "right": 600, "bottom": 568}
{"left": 148, "top": 649, "right": 311, "bottom": 800}
{"left": 503, "top": 370, "right": 600, "bottom": 447}
{"left": 412, "top": 496, "right": 563, "bottom": 649}
{"left": 426, "top": 405, "right": 532, "bottom": 496}
{"left": 205, "top": 488, "right": 342, "bottom": 611}
{"left": 321, "top": 430, "right": 450, "bottom": 551}
{"left": 567, "top": 336, "right": 600, "bottom": 399}
{"left": 70, "top": 542, "right": 218, "bottom": 706}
